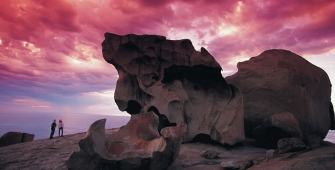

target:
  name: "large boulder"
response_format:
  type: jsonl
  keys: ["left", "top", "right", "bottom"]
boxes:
{"left": 66, "top": 112, "right": 187, "bottom": 170}
{"left": 226, "top": 49, "right": 331, "bottom": 142}
{"left": 101, "top": 33, "right": 244, "bottom": 145}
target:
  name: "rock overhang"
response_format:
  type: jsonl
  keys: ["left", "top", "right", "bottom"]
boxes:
{"left": 101, "top": 32, "right": 245, "bottom": 145}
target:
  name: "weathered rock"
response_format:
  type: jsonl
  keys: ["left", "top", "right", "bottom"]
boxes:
{"left": 0, "top": 132, "right": 22, "bottom": 146}
{"left": 66, "top": 112, "right": 186, "bottom": 170}
{"left": 249, "top": 143, "right": 335, "bottom": 170}
{"left": 226, "top": 49, "right": 331, "bottom": 142}
{"left": 253, "top": 112, "right": 302, "bottom": 147}
{"left": 21, "top": 133, "right": 35, "bottom": 143}
{"left": 265, "top": 149, "right": 275, "bottom": 159}
{"left": 201, "top": 149, "right": 220, "bottom": 159}
{"left": 277, "top": 137, "right": 307, "bottom": 154}
{"left": 239, "top": 159, "right": 253, "bottom": 170}
{"left": 221, "top": 160, "right": 240, "bottom": 169}
{"left": 101, "top": 33, "right": 244, "bottom": 145}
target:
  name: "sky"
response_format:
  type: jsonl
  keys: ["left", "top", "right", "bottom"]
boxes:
{"left": 0, "top": 0, "right": 334, "bottom": 116}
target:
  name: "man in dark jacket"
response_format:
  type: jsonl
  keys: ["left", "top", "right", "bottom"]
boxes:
{"left": 50, "top": 119, "right": 57, "bottom": 139}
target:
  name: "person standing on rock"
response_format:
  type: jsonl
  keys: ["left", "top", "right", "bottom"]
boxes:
{"left": 50, "top": 119, "right": 57, "bottom": 139}
{"left": 58, "top": 119, "right": 64, "bottom": 137}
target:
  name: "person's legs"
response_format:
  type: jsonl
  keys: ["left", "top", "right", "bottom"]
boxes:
{"left": 50, "top": 129, "right": 55, "bottom": 139}
{"left": 60, "top": 127, "right": 63, "bottom": 137}
{"left": 58, "top": 128, "right": 60, "bottom": 137}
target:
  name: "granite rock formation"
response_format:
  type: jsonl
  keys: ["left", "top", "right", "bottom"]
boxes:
{"left": 226, "top": 49, "right": 332, "bottom": 144}
{"left": 66, "top": 112, "right": 186, "bottom": 170}
{"left": 0, "top": 131, "right": 34, "bottom": 147}
{"left": 101, "top": 33, "right": 244, "bottom": 145}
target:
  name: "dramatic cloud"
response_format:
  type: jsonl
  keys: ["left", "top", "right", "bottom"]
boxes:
{"left": 0, "top": 0, "right": 334, "bottom": 115}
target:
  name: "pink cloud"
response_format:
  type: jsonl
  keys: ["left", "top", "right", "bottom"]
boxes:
{"left": 0, "top": 0, "right": 334, "bottom": 115}
{"left": 0, "top": 0, "right": 80, "bottom": 41}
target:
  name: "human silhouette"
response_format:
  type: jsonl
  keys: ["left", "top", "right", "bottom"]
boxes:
{"left": 50, "top": 119, "right": 57, "bottom": 139}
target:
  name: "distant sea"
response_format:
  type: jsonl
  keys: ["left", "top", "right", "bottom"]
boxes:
{"left": 0, "top": 112, "right": 130, "bottom": 140}
{"left": 1, "top": 112, "right": 335, "bottom": 144}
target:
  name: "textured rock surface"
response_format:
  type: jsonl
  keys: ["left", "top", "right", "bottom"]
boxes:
{"left": 220, "top": 160, "right": 240, "bottom": 169}
{"left": 277, "top": 137, "right": 307, "bottom": 154}
{"left": 0, "top": 129, "right": 117, "bottom": 170}
{"left": 226, "top": 49, "right": 331, "bottom": 142}
{"left": 0, "top": 131, "right": 34, "bottom": 147}
{"left": 101, "top": 33, "right": 244, "bottom": 145}
{"left": 66, "top": 112, "right": 186, "bottom": 170}
{"left": 201, "top": 149, "right": 220, "bottom": 159}
{"left": 249, "top": 143, "right": 335, "bottom": 170}
{"left": 253, "top": 112, "right": 302, "bottom": 147}
{"left": 1, "top": 129, "right": 335, "bottom": 170}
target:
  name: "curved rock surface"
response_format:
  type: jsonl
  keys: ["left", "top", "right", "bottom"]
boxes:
{"left": 101, "top": 33, "right": 244, "bottom": 145}
{"left": 226, "top": 49, "right": 332, "bottom": 142}
{"left": 66, "top": 112, "right": 186, "bottom": 170}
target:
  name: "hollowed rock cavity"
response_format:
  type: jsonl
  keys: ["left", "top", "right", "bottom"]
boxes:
{"left": 102, "top": 33, "right": 244, "bottom": 145}
{"left": 66, "top": 112, "right": 187, "bottom": 170}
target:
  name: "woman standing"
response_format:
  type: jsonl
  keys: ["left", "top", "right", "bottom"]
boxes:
{"left": 58, "top": 119, "right": 64, "bottom": 137}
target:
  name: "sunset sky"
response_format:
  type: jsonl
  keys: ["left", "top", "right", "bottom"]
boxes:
{"left": 0, "top": 0, "right": 334, "bottom": 116}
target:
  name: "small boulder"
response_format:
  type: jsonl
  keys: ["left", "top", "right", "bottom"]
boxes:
{"left": 201, "top": 149, "right": 220, "bottom": 159}
{"left": 253, "top": 112, "right": 302, "bottom": 147}
{"left": 265, "top": 149, "right": 276, "bottom": 159}
{"left": 239, "top": 160, "right": 253, "bottom": 170}
{"left": 277, "top": 137, "right": 307, "bottom": 154}
{"left": 220, "top": 161, "right": 240, "bottom": 169}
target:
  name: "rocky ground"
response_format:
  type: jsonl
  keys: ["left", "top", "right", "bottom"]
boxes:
{"left": 1, "top": 128, "right": 335, "bottom": 170}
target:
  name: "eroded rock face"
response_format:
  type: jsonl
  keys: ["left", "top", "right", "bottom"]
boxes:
{"left": 226, "top": 49, "right": 331, "bottom": 142}
{"left": 66, "top": 112, "right": 186, "bottom": 170}
{"left": 101, "top": 33, "right": 244, "bottom": 145}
